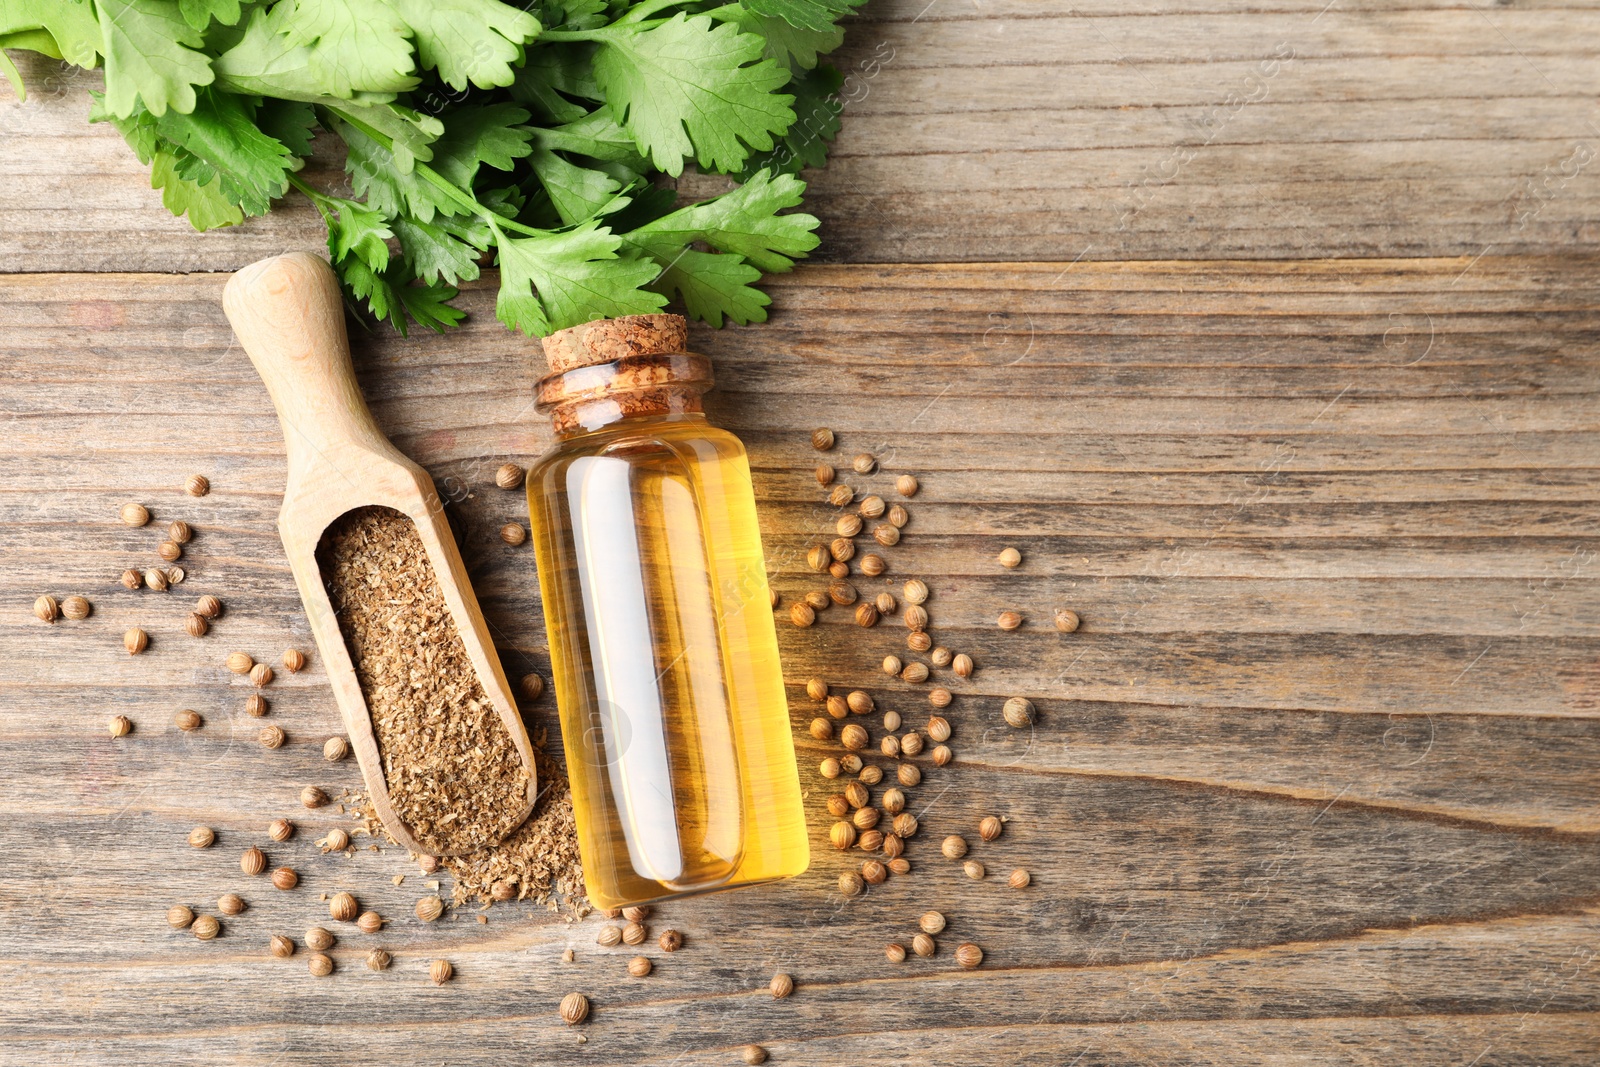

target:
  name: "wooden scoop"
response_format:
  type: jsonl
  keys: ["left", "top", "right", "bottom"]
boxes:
{"left": 223, "top": 252, "right": 537, "bottom": 857}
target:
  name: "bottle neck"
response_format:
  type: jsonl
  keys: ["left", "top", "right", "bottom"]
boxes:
{"left": 536, "top": 351, "right": 714, "bottom": 437}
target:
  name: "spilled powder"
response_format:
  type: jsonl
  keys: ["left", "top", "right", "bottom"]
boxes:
{"left": 318, "top": 505, "right": 529, "bottom": 856}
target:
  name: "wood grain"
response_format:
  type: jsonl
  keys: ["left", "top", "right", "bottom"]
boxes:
{"left": 0, "top": 258, "right": 1595, "bottom": 1063}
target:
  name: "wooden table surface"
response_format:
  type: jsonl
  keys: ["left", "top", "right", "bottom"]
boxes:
{"left": 3, "top": 3, "right": 1599, "bottom": 1063}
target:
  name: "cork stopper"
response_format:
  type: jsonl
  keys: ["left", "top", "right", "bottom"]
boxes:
{"left": 536, "top": 314, "right": 710, "bottom": 435}
{"left": 540, "top": 314, "right": 689, "bottom": 373}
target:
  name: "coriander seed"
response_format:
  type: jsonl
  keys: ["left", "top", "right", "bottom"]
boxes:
{"left": 323, "top": 736, "right": 350, "bottom": 761}
{"left": 271, "top": 867, "right": 299, "bottom": 890}
{"left": 430, "top": 959, "right": 454, "bottom": 984}
{"left": 829, "top": 561, "right": 850, "bottom": 579}
{"left": 769, "top": 971, "right": 794, "bottom": 998}
{"left": 121, "top": 569, "right": 142, "bottom": 590}
{"left": 32, "top": 595, "right": 58, "bottom": 624}
{"left": 367, "top": 948, "right": 391, "bottom": 971}
{"left": 560, "top": 992, "right": 591, "bottom": 1024}
{"left": 927, "top": 716, "right": 951, "bottom": 742}
{"left": 809, "top": 717, "right": 833, "bottom": 741}
{"left": 847, "top": 690, "right": 874, "bottom": 714}
{"left": 61, "top": 595, "right": 91, "bottom": 620}
{"left": 901, "top": 662, "right": 929, "bottom": 684}
{"left": 790, "top": 602, "right": 815, "bottom": 628}
{"left": 241, "top": 847, "right": 266, "bottom": 875}
{"left": 166, "top": 566, "right": 185, "bottom": 585}
{"left": 930, "top": 646, "right": 952, "bottom": 668}
{"left": 820, "top": 757, "right": 842, "bottom": 779}
{"left": 901, "top": 732, "right": 924, "bottom": 757}
{"left": 307, "top": 927, "right": 337, "bottom": 951}
{"left": 919, "top": 911, "right": 946, "bottom": 935}
{"left": 898, "top": 763, "right": 923, "bottom": 786}
{"left": 623, "top": 921, "right": 647, "bottom": 946}
{"left": 321, "top": 828, "right": 348, "bottom": 851}
{"left": 955, "top": 943, "right": 984, "bottom": 969}
{"left": 415, "top": 896, "right": 444, "bottom": 922}
{"left": 844, "top": 781, "right": 869, "bottom": 809}
{"left": 330, "top": 892, "right": 359, "bottom": 922}
{"left": 997, "top": 547, "right": 1022, "bottom": 568}
{"left": 840, "top": 723, "right": 868, "bottom": 751}
{"left": 258, "top": 724, "right": 286, "bottom": 749}
{"left": 852, "top": 806, "right": 880, "bottom": 830}
{"left": 861, "top": 859, "right": 887, "bottom": 884}
{"left": 881, "top": 787, "right": 905, "bottom": 814}
{"left": 893, "top": 812, "right": 919, "bottom": 838}
{"left": 500, "top": 523, "right": 527, "bottom": 546}
{"left": 929, "top": 687, "right": 952, "bottom": 708}
{"left": 268, "top": 819, "right": 294, "bottom": 842}
{"left": 283, "top": 648, "right": 306, "bottom": 673}
{"left": 882, "top": 655, "right": 902, "bottom": 676}
{"left": 858, "top": 495, "right": 885, "bottom": 519}
{"left": 192, "top": 915, "right": 221, "bottom": 941}
{"left": 144, "top": 568, "right": 168, "bottom": 591}
{"left": 942, "top": 835, "right": 968, "bottom": 859}
{"left": 839, "top": 869, "right": 865, "bottom": 897}
{"left": 828, "top": 580, "right": 857, "bottom": 606}
{"left": 108, "top": 715, "right": 132, "bottom": 738}
{"left": 167, "top": 904, "right": 195, "bottom": 929}
{"left": 307, "top": 953, "right": 333, "bottom": 977}
{"left": 912, "top": 933, "right": 936, "bottom": 958}
{"left": 495, "top": 462, "right": 526, "bottom": 490}
{"left": 886, "top": 943, "right": 907, "bottom": 963}
{"left": 245, "top": 694, "right": 268, "bottom": 717}
{"left": 964, "top": 859, "right": 986, "bottom": 880}
{"left": 124, "top": 628, "right": 149, "bottom": 655}
{"left": 859, "top": 763, "right": 884, "bottom": 785}
{"left": 185, "top": 474, "right": 209, "bottom": 497}
{"left": 835, "top": 513, "right": 863, "bottom": 538}
{"left": 627, "top": 956, "right": 652, "bottom": 977}
{"left": 881, "top": 833, "right": 904, "bottom": 859}
{"left": 804, "top": 589, "right": 830, "bottom": 612}
{"left": 841, "top": 753, "right": 863, "bottom": 773}
{"left": 815, "top": 463, "right": 835, "bottom": 486}
{"left": 743, "top": 1045, "right": 769, "bottom": 1065}
{"left": 158, "top": 540, "right": 182, "bottom": 562}
{"left": 270, "top": 934, "right": 295, "bottom": 957}
{"left": 806, "top": 677, "right": 828, "bottom": 701}
{"left": 859, "top": 553, "right": 885, "bottom": 577}
{"left": 811, "top": 427, "right": 835, "bottom": 451}
{"left": 826, "top": 695, "right": 848, "bottom": 719}
{"left": 952, "top": 653, "right": 974, "bottom": 678}
{"left": 226, "top": 652, "right": 253, "bottom": 674}
{"left": 250, "top": 662, "right": 274, "bottom": 687}
{"left": 597, "top": 925, "right": 623, "bottom": 947}
{"left": 1009, "top": 868, "right": 1031, "bottom": 889}
{"left": 887, "top": 504, "right": 909, "bottom": 528}
{"left": 903, "top": 605, "right": 928, "bottom": 631}
{"left": 828, "top": 484, "right": 854, "bottom": 507}
{"left": 881, "top": 734, "right": 901, "bottom": 758}
{"left": 195, "top": 595, "right": 221, "bottom": 618}
{"left": 519, "top": 672, "right": 545, "bottom": 700}
{"left": 806, "top": 544, "right": 830, "bottom": 572}
{"left": 830, "top": 536, "right": 856, "bottom": 562}
{"left": 997, "top": 610, "right": 1023, "bottom": 631}
{"left": 858, "top": 829, "right": 884, "bottom": 851}
{"left": 185, "top": 613, "right": 209, "bottom": 637}
{"left": 1003, "top": 696, "right": 1035, "bottom": 728}
{"left": 852, "top": 453, "right": 876, "bottom": 474}
{"left": 932, "top": 744, "right": 953, "bottom": 766}
{"left": 300, "top": 785, "right": 328, "bottom": 808}
{"left": 826, "top": 794, "right": 850, "bottom": 818}
{"left": 1055, "top": 609, "right": 1081, "bottom": 633}
{"left": 854, "top": 602, "right": 879, "bottom": 627}
{"left": 120, "top": 502, "right": 150, "bottom": 527}
{"left": 873, "top": 524, "right": 900, "bottom": 547}
{"left": 659, "top": 930, "right": 683, "bottom": 952}
{"left": 889, "top": 857, "right": 912, "bottom": 874}
{"left": 168, "top": 520, "right": 192, "bottom": 544}
{"left": 896, "top": 474, "right": 919, "bottom": 497}
{"left": 188, "top": 826, "right": 215, "bottom": 849}
{"left": 903, "top": 579, "right": 928, "bottom": 605}
{"left": 979, "top": 815, "right": 1004, "bottom": 841}
{"left": 622, "top": 905, "right": 651, "bottom": 922}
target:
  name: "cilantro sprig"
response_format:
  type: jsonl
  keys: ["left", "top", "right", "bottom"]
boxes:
{"left": 1, "top": 0, "right": 858, "bottom": 335}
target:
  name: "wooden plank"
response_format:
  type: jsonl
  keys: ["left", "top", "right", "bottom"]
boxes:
{"left": 0, "top": 258, "right": 1596, "bottom": 1063}
{"left": 6, "top": 0, "right": 1600, "bottom": 271}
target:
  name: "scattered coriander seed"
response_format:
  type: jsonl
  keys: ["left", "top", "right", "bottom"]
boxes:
{"left": 268, "top": 819, "right": 294, "bottom": 842}
{"left": 979, "top": 815, "right": 1004, "bottom": 841}
{"left": 258, "top": 724, "right": 286, "bottom": 749}
{"left": 32, "top": 595, "right": 58, "bottom": 623}
{"left": 1009, "top": 869, "right": 1032, "bottom": 889}
{"left": 841, "top": 753, "right": 863, "bottom": 774}
{"left": 1055, "top": 609, "right": 1081, "bottom": 633}
{"left": 859, "top": 553, "right": 886, "bottom": 577}
{"left": 828, "top": 581, "right": 858, "bottom": 606}
{"left": 250, "top": 663, "right": 274, "bottom": 687}
{"left": 880, "top": 734, "right": 901, "bottom": 758}
{"left": 932, "top": 744, "right": 953, "bottom": 766}
{"left": 898, "top": 763, "right": 923, "bottom": 787}
{"left": 330, "top": 892, "right": 359, "bottom": 922}
{"left": 952, "top": 653, "right": 974, "bottom": 679}
{"left": 826, "top": 695, "right": 849, "bottom": 720}
{"left": 805, "top": 677, "right": 829, "bottom": 702}
{"left": 322, "top": 828, "right": 350, "bottom": 851}
{"left": 415, "top": 896, "right": 444, "bottom": 922}
{"left": 226, "top": 652, "right": 253, "bottom": 674}
{"left": 185, "top": 613, "right": 209, "bottom": 637}
{"left": 873, "top": 524, "right": 901, "bottom": 547}
{"left": 123, "top": 628, "right": 149, "bottom": 655}
{"left": 852, "top": 453, "right": 876, "bottom": 474}
{"left": 1003, "top": 696, "right": 1035, "bottom": 728}
{"left": 323, "top": 736, "right": 350, "bottom": 761}
{"left": 815, "top": 463, "right": 835, "bottom": 486}
{"left": 811, "top": 428, "right": 835, "bottom": 451}
{"left": 167, "top": 520, "right": 193, "bottom": 544}
{"left": 272, "top": 867, "right": 299, "bottom": 890}
{"left": 430, "top": 959, "right": 454, "bottom": 985}
{"left": 885, "top": 943, "right": 907, "bottom": 963}
{"left": 835, "top": 513, "right": 863, "bottom": 538}
{"left": 367, "top": 948, "right": 391, "bottom": 971}
{"left": 997, "top": 610, "right": 1023, "bottom": 631}
{"left": 218, "top": 893, "right": 247, "bottom": 916}
{"left": 158, "top": 540, "right": 183, "bottom": 562}
{"left": 829, "top": 561, "right": 850, "bottom": 580}
{"left": 889, "top": 857, "right": 912, "bottom": 875}
{"left": 882, "top": 711, "right": 902, "bottom": 734}
{"left": 826, "top": 794, "right": 850, "bottom": 818}
{"left": 742, "top": 1045, "right": 769, "bottom": 1065}
{"left": 108, "top": 715, "right": 132, "bottom": 738}
{"left": 61, "top": 595, "right": 91, "bottom": 620}
{"left": 903, "top": 579, "right": 928, "bottom": 605}
{"left": 882, "top": 787, "right": 906, "bottom": 814}
{"left": 491, "top": 880, "right": 517, "bottom": 902}
{"left": 847, "top": 690, "right": 874, "bottom": 714}
{"left": 120, "top": 502, "right": 150, "bottom": 527}
{"left": 806, "top": 544, "right": 830, "bottom": 572}
{"left": 858, "top": 829, "right": 884, "bottom": 851}
{"left": 627, "top": 956, "right": 652, "bottom": 977}
{"left": 929, "top": 687, "right": 952, "bottom": 708}
{"left": 919, "top": 909, "right": 948, "bottom": 934}
{"left": 859, "top": 763, "right": 884, "bottom": 786}
{"left": 852, "top": 807, "right": 881, "bottom": 831}
{"left": 881, "top": 655, "right": 903, "bottom": 677}
{"left": 840, "top": 865, "right": 868, "bottom": 894}
{"left": 659, "top": 929, "right": 683, "bottom": 952}
{"left": 844, "top": 781, "right": 869, "bottom": 809}
{"left": 887, "top": 504, "right": 909, "bottom": 528}
{"left": 245, "top": 694, "right": 268, "bottom": 717}
{"left": 830, "top": 536, "right": 856, "bottom": 562}
{"left": 926, "top": 649, "right": 949, "bottom": 671}
{"left": 861, "top": 859, "right": 888, "bottom": 885}
{"left": 185, "top": 474, "right": 209, "bottom": 497}
{"left": 120, "top": 569, "right": 142, "bottom": 590}
{"left": 854, "top": 602, "right": 880, "bottom": 627}
{"left": 500, "top": 522, "right": 528, "bottom": 546}
{"left": 809, "top": 718, "right": 833, "bottom": 741}
{"left": 561, "top": 992, "right": 591, "bottom": 1024}
{"left": 188, "top": 826, "right": 215, "bottom": 849}
{"left": 840, "top": 724, "right": 868, "bottom": 751}
{"left": 195, "top": 595, "right": 222, "bottom": 618}
{"left": 964, "top": 859, "right": 987, "bottom": 880}
{"left": 942, "top": 835, "right": 969, "bottom": 859}
{"left": 820, "top": 757, "right": 842, "bottom": 779}
{"left": 514, "top": 672, "right": 546, "bottom": 704}
{"left": 955, "top": 943, "right": 984, "bottom": 969}
{"left": 192, "top": 915, "right": 221, "bottom": 941}
{"left": 307, "top": 952, "right": 333, "bottom": 977}
{"left": 622, "top": 905, "right": 651, "bottom": 922}
{"left": 597, "top": 925, "right": 623, "bottom": 947}
{"left": 790, "top": 602, "right": 815, "bottom": 628}
{"left": 903, "top": 605, "right": 929, "bottom": 631}
{"left": 241, "top": 847, "right": 267, "bottom": 876}
{"left": 301, "top": 785, "right": 329, "bottom": 808}
{"left": 858, "top": 495, "right": 885, "bottom": 519}
{"left": 166, "top": 566, "right": 186, "bottom": 585}
{"left": 998, "top": 547, "right": 1022, "bottom": 568}
{"left": 901, "top": 732, "right": 924, "bottom": 757}
{"left": 419, "top": 854, "right": 441, "bottom": 874}
{"left": 282, "top": 648, "right": 307, "bottom": 673}
{"left": 144, "top": 568, "right": 169, "bottom": 591}
{"left": 828, "top": 484, "right": 854, "bottom": 507}
{"left": 912, "top": 933, "right": 936, "bottom": 958}
{"left": 881, "top": 833, "right": 904, "bottom": 859}
{"left": 271, "top": 934, "right": 295, "bottom": 958}
{"left": 168, "top": 904, "right": 195, "bottom": 929}
{"left": 623, "top": 922, "right": 647, "bottom": 946}
{"left": 896, "top": 474, "right": 919, "bottom": 497}
{"left": 804, "top": 589, "right": 830, "bottom": 612}
{"left": 927, "top": 716, "right": 951, "bottom": 743}
{"left": 901, "top": 662, "right": 929, "bottom": 684}
{"left": 495, "top": 462, "right": 526, "bottom": 490}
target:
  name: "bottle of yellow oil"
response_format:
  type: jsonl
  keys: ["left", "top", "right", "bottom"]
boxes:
{"left": 525, "top": 314, "right": 809, "bottom": 909}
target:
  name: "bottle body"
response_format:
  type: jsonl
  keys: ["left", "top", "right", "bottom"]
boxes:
{"left": 527, "top": 412, "right": 809, "bottom": 909}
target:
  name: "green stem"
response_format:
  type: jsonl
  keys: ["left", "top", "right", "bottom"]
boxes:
{"left": 617, "top": 0, "right": 694, "bottom": 23}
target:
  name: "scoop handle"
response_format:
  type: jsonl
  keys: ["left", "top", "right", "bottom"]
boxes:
{"left": 223, "top": 253, "right": 398, "bottom": 474}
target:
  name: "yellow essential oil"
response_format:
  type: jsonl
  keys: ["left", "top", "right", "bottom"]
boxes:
{"left": 525, "top": 315, "right": 809, "bottom": 909}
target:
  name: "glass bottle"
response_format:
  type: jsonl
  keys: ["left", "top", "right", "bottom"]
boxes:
{"left": 525, "top": 314, "right": 809, "bottom": 909}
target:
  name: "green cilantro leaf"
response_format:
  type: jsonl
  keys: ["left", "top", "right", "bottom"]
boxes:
{"left": 150, "top": 144, "right": 245, "bottom": 229}
{"left": 429, "top": 104, "right": 535, "bottom": 187}
{"left": 271, "top": 0, "right": 417, "bottom": 98}
{"left": 592, "top": 14, "right": 794, "bottom": 176}
{"left": 739, "top": 0, "right": 860, "bottom": 35}
{"left": 627, "top": 169, "right": 818, "bottom": 272}
{"left": 338, "top": 115, "right": 461, "bottom": 222}
{"left": 0, "top": 0, "right": 103, "bottom": 68}
{"left": 392, "top": 215, "right": 484, "bottom": 286}
{"left": 391, "top": 0, "right": 541, "bottom": 91}
{"left": 735, "top": 63, "right": 841, "bottom": 178}
{"left": 491, "top": 219, "right": 666, "bottom": 335}
{"left": 96, "top": 0, "right": 215, "bottom": 117}
{"left": 152, "top": 87, "right": 295, "bottom": 215}
{"left": 528, "top": 147, "right": 624, "bottom": 226}
{"left": 651, "top": 248, "right": 770, "bottom": 327}
{"left": 178, "top": 0, "right": 242, "bottom": 32}
{"left": 338, "top": 257, "right": 464, "bottom": 335}
{"left": 254, "top": 98, "right": 317, "bottom": 161}
{"left": 314, "top": 195, "right": 394, "bottom": 272}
